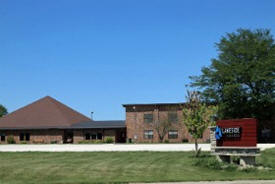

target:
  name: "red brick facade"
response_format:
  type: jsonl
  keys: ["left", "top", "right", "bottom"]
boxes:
{"left": 124, "top": 104, "right": 210, "bottom": 143}
{"left": 0, "top": 128, "right": 125, "bottom": 144}
{"left": 0, "top": 130, "right": 64, "bottom": 144}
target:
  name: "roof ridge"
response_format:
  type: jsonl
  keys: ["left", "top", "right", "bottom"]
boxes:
{"left": 47, "top": 97, "right": 91, "bottom": 125}
{"left": 0, "top": 96, "right": 91, "bottom": 128}
{"left": 44, "top": 97, "right": 71, "bottom": 126}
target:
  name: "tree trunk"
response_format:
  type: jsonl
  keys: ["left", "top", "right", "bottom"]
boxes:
{"left": 195, "top": 138, "right": 198, "bottom": 157}
{"left": 159, "top": 136, "right": 163, "bottom": 143}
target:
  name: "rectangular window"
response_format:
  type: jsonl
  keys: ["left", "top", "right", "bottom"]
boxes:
{"left": 85, "top": 133, "right": 90, "bottom": 140}
{"left": 0, "top": 134, "right": 5, "bottom": 142}
{"left": 144, "top": 113, "right": 153, "bottom": 123}
{"left": 19, "top": 133, "right": 30, "bottom": 141}
{"left": 144, "top": 130, "right": 153, "bottom": 139}
{"left": 91, "top": 134, "right": 97, "bottom": 140}
{"left": 25, "top": 133, "right": 30, "bottom": 141}
{"left": 97, "top": 133, "right": 102, "bottom": 140}
{"left": 19, "top": 133, "right": 24, "bottom": 141}
{"left": 168, "top": 112, "right": 178, "bottom": 123}
{"left": 168, "top": 130, "right": 178, "bottom": 139}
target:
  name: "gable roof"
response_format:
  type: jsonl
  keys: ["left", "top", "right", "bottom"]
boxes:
{"left": 0, "top": 96, "right": 91, "bottom": 129}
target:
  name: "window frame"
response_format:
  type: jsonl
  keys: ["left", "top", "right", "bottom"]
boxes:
{"left": 19, "top": 133, "right": 30, "bottom": 141}
{"left": 19, "top": 133, "right": 25, "bottom": 141}
{"left": 0, "top": 134, "right": 5, "bottom": 142}
{"left": 144, "top": 113, "right": 153, "bottom": 123}
{"left": 168, "top": 130, "right": 178, "bottom": 139}
{"left": 25, "top": 133, "right": 30, "bottom": 141}
{"left": 91, "top": 134, "right": 97, "bottom": 140}
{"left": 85, "top": 133, "right": 91, "bottom": 140}
{"left": 144, "top": 130, "right": 154, "bottom": 139}
{"left": 168, "top": 111, "right": 178, "bottom": 123}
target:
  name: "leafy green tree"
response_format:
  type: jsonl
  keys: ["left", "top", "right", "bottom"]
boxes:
{"left": 190, "top": 29, "right": 275, "bottom": 123}
{"left": 182, "top": 91, "right": 217, "bottom": 157}
{"left": 0, "top": 104, "right": 8, "bottom": 117}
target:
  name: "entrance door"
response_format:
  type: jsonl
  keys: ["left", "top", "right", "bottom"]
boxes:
{"left": 63, "top": 131, "right": 74, "bottom": 143}
{"left": 116, "top": 129, "right": 126, "bottom": 143}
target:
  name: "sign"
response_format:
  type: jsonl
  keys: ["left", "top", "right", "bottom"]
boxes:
{"left": 216, "top": 118, "right": 257, "bottom": 147}
{"left": 215, "top": 126, "right": 241, "bottom": 140}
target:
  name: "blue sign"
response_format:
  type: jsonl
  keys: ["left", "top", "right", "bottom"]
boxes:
{"left": 215, "top": 126, "right": 222, "bottom": 140}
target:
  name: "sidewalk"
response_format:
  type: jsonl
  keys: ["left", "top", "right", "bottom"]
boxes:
{"left": 0, "top": 144, "right": 274, "bottom": 152}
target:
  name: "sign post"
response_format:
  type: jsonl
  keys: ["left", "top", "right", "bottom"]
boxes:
{"left": 210, "top": 118, "right": 260, "bottom": 166}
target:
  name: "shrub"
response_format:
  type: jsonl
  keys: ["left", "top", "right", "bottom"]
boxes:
{"left": 164, "top": 139, "right": 169, "bottom": 143}
{"left": 182, "top": 138, "right": 189, "bottom": 143}
{"left": 192, "top": 154, "right": 238, "bottom": 171}
{"left": 7, "top": 136, "right": 15, "bottom": 144}
{"left": 205, "top": 139, "right": 210, "bottom": 143}
{"left": 104, "top": 137, "right": 114, "bottom": 143}
{"left": 127, "top": 138, "right": 132, "bottom": 143}
{"left": 78, "top": 140, "right": 103, "bottom": 144}
{"left": 193, "top": 156, "right": 223, "bottom": 170}
{"left": 20, "top": 141, "right": 27, "bottom": 144}
{"left": 50, "top": 141, "right": 58, "bottom": 144}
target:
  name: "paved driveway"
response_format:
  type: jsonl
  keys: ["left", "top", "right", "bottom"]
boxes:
{"left": 0, "top": 144, "right": 274, "bottom": 152}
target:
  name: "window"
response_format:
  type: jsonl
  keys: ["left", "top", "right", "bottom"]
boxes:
{"left": 20, "top": 133, "right": 24, "bottom": 141}
{"left": 168, "top": 130, "right": 178, "bottom": 139}
{"left": 144, "top": 113, "right": 153, "bottom": 123}
{"left": 0, "top": 134, "right": 5, "bottom": 142}
{"left": 97, "top": 133, "right": 102, "bottom": 140}
{"left": 19, "top": 133, "right": 30, "bottom": 141}
{"left": 25, "top": 133, "right": 30, "bottom": 141}
{"left": 168, "top": 112, "right": 178, "bottom": 123}
{"left": 144, "top": 130, "right": 153, "bottom": 139}
{"left": 85, "top": 133, "right": 90, "bottom": 140}
{"left": 91, "top": 134, "right": 97, "bottom": 140}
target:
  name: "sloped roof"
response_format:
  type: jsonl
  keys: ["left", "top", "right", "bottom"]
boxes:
{"left": 122, "top": 102, "right": 185, "bottom": 107}
{"left": 0, "top": 96, "right": 91, "bottom": 129}
{"left": 71, "top": 120, "right": 125, "bottom": 129}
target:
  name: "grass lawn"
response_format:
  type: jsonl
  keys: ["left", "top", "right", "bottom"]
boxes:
{"left": 0, "top": 149, "right": 275, "bottom": 184}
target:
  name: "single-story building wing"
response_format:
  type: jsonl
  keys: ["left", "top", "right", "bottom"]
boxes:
{"left": 0, "top": 96, "right": 126, "bottom": 143}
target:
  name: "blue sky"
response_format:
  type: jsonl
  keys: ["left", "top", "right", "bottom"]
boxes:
{"left": 1, "top": 0, "right": 275, "bottom": 120}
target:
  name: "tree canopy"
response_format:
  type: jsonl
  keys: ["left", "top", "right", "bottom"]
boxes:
{"left": 182, "top": 91, "right": 217, "bottom": 157}
{"left": 190, "top": 29, "right": 275, "bottom": 121}
{"left": 0, "top": 104, "right": 8, "bottom": 117}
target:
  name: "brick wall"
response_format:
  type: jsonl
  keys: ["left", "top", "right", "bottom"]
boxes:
{"left": 73, "top": 129, "right": 118, "bottom": 143}
{"left": 125, "top": 104, "right": 210, "bottom": 143}
{"left": 0, "top": 130, "right": 63, "bottom": 144}
{"left": 0, "top": 128, "right": 123, "bottom": 144}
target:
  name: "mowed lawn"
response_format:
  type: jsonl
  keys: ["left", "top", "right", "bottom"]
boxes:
{"left": 0, "top": 149, "right": 275, "bottom": 184}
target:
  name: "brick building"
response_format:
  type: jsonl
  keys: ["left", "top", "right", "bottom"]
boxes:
{"left": 0, "top": 96, "right": 126, "bottom": 144}
{"left": 123, "top": 103, "right": 210, "bottom": 143}
{"left": 0, "top": 96, "right": 210, "bottom": 144}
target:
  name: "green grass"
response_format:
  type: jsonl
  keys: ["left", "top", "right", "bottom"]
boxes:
{"left": 0, "top": 149, "right": 275, "bottom": 184}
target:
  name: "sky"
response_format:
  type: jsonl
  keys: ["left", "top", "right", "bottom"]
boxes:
{"left": 0, "top": 0, "right": 275, "bottom": 120}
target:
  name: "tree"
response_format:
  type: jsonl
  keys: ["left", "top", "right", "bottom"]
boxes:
{"left": 152, "top": 106, "right": 177, "bottom": 143}
{"left": 0, "top": 104, "right": 8, "bottom": 117}
{"left": 190, "top": 29, "right": 275, "bottom": 122}
{"left": 153, "top": 118, "right": 172, "bottom": 143}
{"left": 182, "top": 91, "right": 217, "bottom": 157}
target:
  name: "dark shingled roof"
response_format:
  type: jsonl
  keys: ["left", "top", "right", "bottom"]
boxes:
{"left": 122, "top": 102, "right": 185, "bottom": 107}
{"left": 0, "top": 96, "right": 91, "bottom": 129}
{"left": 71, "top": 120, "right": 125, "bottom": 129}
